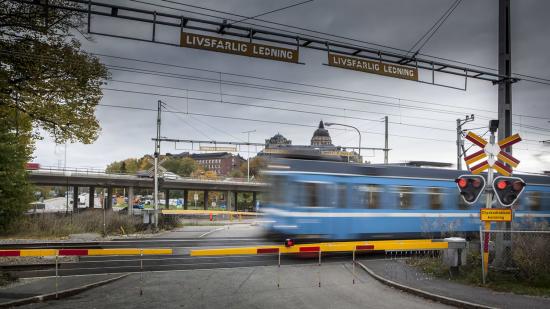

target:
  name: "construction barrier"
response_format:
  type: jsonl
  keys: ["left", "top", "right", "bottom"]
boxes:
{"left": 190, "top": 239, "right": 449, "bottom": 256}
{"left": 0, "top": 248, "right": 172, "bottom": 257}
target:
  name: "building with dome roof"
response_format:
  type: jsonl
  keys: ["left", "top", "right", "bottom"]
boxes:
{"left": 258, "top": 121, "right": 362, "bottom": 163}
{"left": 310, "top": 121, "right": 333, "bottom": 146}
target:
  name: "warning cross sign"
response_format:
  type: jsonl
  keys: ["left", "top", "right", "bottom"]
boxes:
{"left": 464, "top": 132, "right": 521, "bottom": 176}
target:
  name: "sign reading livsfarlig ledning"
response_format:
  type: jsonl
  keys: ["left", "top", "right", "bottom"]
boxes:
{"left": 328, "top": 53, "right": 418, "bottom": 81}
{"left": 180, "top": 32, "right": 299, "bottom": 64}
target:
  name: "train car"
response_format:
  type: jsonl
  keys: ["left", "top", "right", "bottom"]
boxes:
{"left": 262, "top": 157, "right": 550, "bottom": 241}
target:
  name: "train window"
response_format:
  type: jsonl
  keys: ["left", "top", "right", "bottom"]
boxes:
{"left": 302, "top": 182, "right": 320, "bottom": 207}
{"left": 337, "top": 184, "right": 347, "bottom": 208}
{"left": 529, "top": 191, "right": 541, "bottom": 211}
{"left": 399, "top": 186, "right": 413, "bottom": 209}
{"left": 428, "top": 187, "right": 443, "bottom": 210}
{"left": 350, "top": 184, "right": 379, "bottom": 209}
{"left": 268, "top": 175, "right": 286, "bottom": 204}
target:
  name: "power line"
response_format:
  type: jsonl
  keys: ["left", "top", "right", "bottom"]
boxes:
{"left": 96, "top": 102, "right": 550, "bottom": 153}
{"left": 140, "top": 0, "right": 550, "bottom": 86}
{"left": 228, "top": 0, "right": 314, "bottom": 26}
{"left": 109, "top": 79, "right": 452, "bottom": 124}
{"left": 408, "top": 0, "right": 460, "bottom": 55}
{"left": 5, "top": 49, "right": 548, "bottom": 122}
{"left": 102, "top": 87, "right": 457, "bottom": 132}
{"left": 105, "top": 64, "right": 550, "bottom": 133}
{"left": 413, "top": 0, "right": 462, "bottom": 54}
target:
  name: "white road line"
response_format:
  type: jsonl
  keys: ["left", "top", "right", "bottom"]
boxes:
{"left": 199, "top": 227, "right": 225, "bottom": 238}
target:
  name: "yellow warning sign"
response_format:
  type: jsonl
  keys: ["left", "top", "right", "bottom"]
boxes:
{"left": 480, "top": 208, "right": 512, "bottom": 222}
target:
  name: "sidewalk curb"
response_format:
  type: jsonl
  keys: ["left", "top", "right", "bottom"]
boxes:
{"left": 357, "top": 262, "right": 497, "bottom": 309}
{"left": 0, "top": 273, "right": 129, "bottom": 308}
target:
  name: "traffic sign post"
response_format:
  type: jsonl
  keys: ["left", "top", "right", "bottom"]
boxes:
{"left": 461, "top": 120, "right": 525, "bottom": 283}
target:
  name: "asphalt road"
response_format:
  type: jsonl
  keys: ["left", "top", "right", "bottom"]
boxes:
{"left": 21, "top": 263, "right": 453, "bottom": 309}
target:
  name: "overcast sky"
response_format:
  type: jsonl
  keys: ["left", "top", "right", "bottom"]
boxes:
{"left": 33, "top": 0, "right": 550, "bottom": 173}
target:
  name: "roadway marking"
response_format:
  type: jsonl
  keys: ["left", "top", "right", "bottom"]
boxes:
{"left": 199, "top": 227, "right": 226, "bottom": 238}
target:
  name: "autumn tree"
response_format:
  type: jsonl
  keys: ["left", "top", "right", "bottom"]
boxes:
{"left": 161, "top": 157, "right": 199, "bottom": 177}
{"left": 239, "top": 157, "right": 266, "bottom": 179}
{"left": 0, "top": 1, "right": 109, "bottom": 230}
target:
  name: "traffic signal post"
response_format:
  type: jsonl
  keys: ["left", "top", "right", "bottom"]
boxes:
{"left": 459, "top": 120, "right": 525, "bottom": 283}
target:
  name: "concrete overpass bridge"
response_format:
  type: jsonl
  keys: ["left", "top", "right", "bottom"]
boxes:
{"left": 28, "top": 168, "right": 268, "bottom": 213}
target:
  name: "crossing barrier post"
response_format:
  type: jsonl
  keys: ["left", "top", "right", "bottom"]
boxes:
{"left": 55, "top": 251, "right": 59, "bottom": 299}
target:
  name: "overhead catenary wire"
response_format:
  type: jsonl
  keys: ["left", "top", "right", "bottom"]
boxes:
{"left": 4, "top": 49, "right": 549, "bottom": 123}
{"left": 104, "top": 65, "right": 550, "bottom": 134}
{"left": 135, "top": 0, "right": 550, "bottom": 86}
{"left": 102, "top": 87, "right": 457, "bottom": 132}
{"left": 407, "top": 0, "right": 461, "bottom": 55}
{"left": 411, "top": 0, "right": 462, "bottom": 54}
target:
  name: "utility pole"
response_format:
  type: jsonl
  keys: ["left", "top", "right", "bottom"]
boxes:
{"left": 456, "top": 115, "right": 475, "bottom": 170}
{"left": 242, "top": 130, "right": 256, "bottom": 182}
{"left": 384, "top": 116, "right": 389, "bottom": 164}
{"left": 153, "top": 100, "right": 163, "bottom": 228}
{"left": 496, "top": 0, "right": 513, "bottom": 267}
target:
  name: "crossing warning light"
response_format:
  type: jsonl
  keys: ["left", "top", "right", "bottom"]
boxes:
{"left": 455, "top": 175, "right": 486, "bottom": 205}
{"left": 284, "top": 239, "right": 294, "bottom": 247}
{"left": 493, "top": 176, "right": 526, "bottom": 207}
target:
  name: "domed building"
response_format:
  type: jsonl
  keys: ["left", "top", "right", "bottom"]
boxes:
{"left": 259, "top": 121, "right": 362, "bottom": 163}
{"left": 265, "top": 133, "right": 292, "bottom": 147}
{"left": 310, "top": 121, "right": 333, "bottom": 146}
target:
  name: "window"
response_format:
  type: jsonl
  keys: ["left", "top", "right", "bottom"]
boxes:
{"left": 529, "top": 191, "right": 541, "bottom": 211}
{"left": 325, "top": 184, "right": 347, "bottom": 208}
{"left": 399, "top": 186, "right": 413, "bottom": 209}
{"left": 350, "top": 184, "right": 380, "bottom": 209}
{"left": 428, "top": 187, "right": 443, "bottom": 210}
{"left": 268, "top": 176, "right": 286, "bottom": 204}
{"left": 302, "top": 182, "right": 320, "bottom": 207}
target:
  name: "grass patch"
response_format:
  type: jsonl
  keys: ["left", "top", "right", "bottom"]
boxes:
{"left": 407, "top": 252, "right": 550, "bottom": 297}
{"left": 2, "top": 211, "right": 181, "bottom": 238}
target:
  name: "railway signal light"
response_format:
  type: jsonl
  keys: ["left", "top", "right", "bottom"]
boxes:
{"left": 455, "top": 175, "right": 486, "bottom": 205}
{"left": 493, "top": 176, "right": 526, "bottom": 207}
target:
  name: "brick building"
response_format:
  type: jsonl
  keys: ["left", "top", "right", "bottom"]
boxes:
{"left": 173, "top": 152, "right": 245, "bottom": 175}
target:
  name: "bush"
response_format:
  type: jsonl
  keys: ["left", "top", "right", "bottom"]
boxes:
{"left": 3, "top": 210, "right": 148, "bottom": 238}
{"left": 511, "top": 222, "right": 550, "bottom": 285}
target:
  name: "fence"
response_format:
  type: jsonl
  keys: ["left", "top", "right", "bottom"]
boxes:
{"left": 480, "top": 229, "right": 550, "bottom": 284}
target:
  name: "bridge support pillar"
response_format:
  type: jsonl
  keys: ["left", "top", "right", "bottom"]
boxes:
{"left": 183, "top": 189, "right": 188, "bottom": 210}
{"left": 226, "top": 191, "right": 233, "bottom": 211}
{"left": 106, "top": 187, "right": 113, "bottom": 209}
{"left": 234, "top": 191, "right": 239, "bottom": 212}
{"left": 73, "top": 186, "right": 79, "bottom": 212}
{"left": 203, "top": 190, "right": 208, "bottom": 210}
{"left": 252, "top": 192, "right": 257, "bottom": 212}
{"left": 165, "top": 189, "right": 170, "bottom": 209}
{"left": 128, "top": 186, "right": 134, "bottom": 215}
{"left": 89, "top": 186, "right": 95, "bottom": 208}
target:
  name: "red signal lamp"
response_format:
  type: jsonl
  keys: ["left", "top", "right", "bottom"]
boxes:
{"left": 496, "top": 180, "right": 508, "bottom": 190}
{"left": 457, "top": 178, "right": 468, "bottom": 188}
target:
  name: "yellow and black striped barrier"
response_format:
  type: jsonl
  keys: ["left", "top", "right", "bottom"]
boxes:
{"left": 0, "top": 248, "right": 172, "bottom": 257}
{"left": 190, "top": 239, "right": 449, "bottom": 256}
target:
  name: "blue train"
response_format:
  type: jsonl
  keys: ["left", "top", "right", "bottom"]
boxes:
{"left": 262, "top": 158, "right": 550, "bottom": 240}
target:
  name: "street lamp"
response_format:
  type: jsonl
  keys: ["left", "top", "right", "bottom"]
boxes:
{"left": 324, "top": 122, "right": 362, "bottom": 159}
{"left": 242, "top": 130, "right": 256, "bottom": 182}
